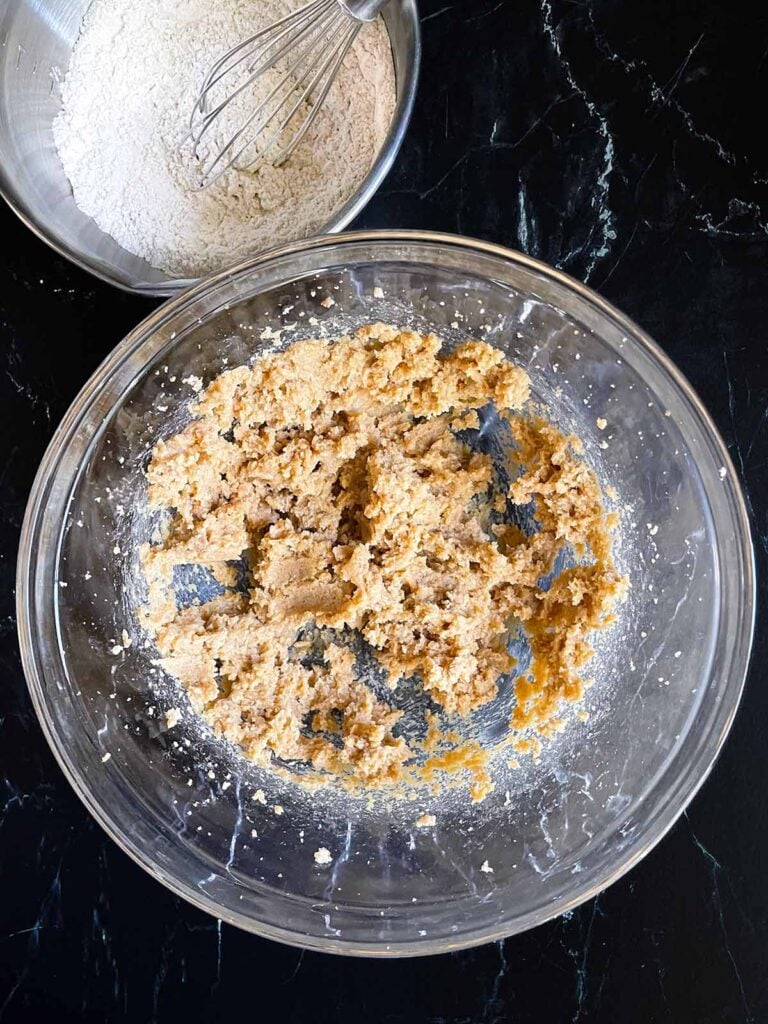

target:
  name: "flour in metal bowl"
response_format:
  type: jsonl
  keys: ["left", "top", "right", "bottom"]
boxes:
{"left": 53, "top": 0, "right": 395, "bottom": 278}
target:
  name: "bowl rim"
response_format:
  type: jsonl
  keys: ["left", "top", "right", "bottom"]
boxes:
{"left": 0, "top": 0, "right": 421, "bottom": 297}
{"left": 16, "top": 230, "right": 756, "bottom": 956}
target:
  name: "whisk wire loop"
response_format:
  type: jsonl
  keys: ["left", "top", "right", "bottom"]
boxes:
{"left": 201, "top": 0, "right": 335, "bottom": 94}
{"left": 241, "top": 18, "right": 360, "bottom": 173}
{"left": 194, "top": 0, "right": 336, "bottom": 126}
{"left": 187, "top": 0, "right": 383, "bottom": 188}
{"left": 194, "top": 9, "right": 345, "bottom": 185}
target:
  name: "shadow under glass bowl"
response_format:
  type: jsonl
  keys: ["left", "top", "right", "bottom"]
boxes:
{"left": 0, "top": 0, "right": 419, "bottom": 296}
{"left": 17, "top": 231, "right": 755, "bottom": 955}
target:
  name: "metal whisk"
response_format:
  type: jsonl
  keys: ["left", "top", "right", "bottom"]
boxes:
{"left": 189, "top": 0, "right": 388, "bottom": 189}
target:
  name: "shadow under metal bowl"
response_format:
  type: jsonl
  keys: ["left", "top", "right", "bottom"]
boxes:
{"left": 0, "top": 0, "right": 420, "bottom": 296}
{"left": 17, "top": 231, "right": 755, "bottom": 955}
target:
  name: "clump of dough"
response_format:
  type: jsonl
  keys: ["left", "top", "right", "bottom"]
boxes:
{"left": 140, "top": 324, "right": 625, "bottom": 793}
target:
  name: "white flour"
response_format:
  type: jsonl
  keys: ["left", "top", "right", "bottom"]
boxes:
{"left": 53, "top": 0, "right": 395, "bottom": 278}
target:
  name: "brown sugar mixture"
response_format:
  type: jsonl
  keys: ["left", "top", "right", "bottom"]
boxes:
{"left": 140, "top": 324, "right": 627, "bottom": 797}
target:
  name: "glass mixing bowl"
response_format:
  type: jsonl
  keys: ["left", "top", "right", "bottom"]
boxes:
{"left": 17, "top": 231, "right": 754, "bottom": 955}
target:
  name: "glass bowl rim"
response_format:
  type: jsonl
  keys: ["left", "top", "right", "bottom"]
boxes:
{"left": 16, "top": 229, "right": 756, "bottom": 955}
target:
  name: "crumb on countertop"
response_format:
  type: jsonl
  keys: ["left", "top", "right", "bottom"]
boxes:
{"left": 165, "top": 707, "right": 181, "bottom": 728}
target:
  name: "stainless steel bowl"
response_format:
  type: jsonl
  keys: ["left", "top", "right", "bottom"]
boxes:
{"left": 0, "top": 0, "right": 419, "bottom": 296}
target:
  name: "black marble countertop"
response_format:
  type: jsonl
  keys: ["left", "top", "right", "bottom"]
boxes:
{"left": 2, "top": 0, "right": 767, "bottom": 1020}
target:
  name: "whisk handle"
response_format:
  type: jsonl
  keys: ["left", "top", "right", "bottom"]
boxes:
{"left": 337, "top": 0, "right": 388, "bottom": 22}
